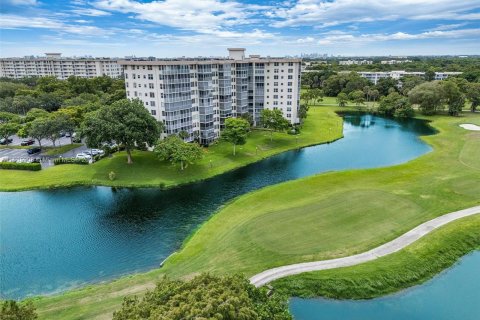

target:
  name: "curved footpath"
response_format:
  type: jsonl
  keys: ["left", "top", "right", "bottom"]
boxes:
{"left": 250, "top": 205, "right": 480, "bottom": 287}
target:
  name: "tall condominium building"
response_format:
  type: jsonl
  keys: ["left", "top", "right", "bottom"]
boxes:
{"left": 0, "top": 53, "right": 122, "bottom": 80}
{"left": 119, "top": 48, "right": 302, "bottom": 145}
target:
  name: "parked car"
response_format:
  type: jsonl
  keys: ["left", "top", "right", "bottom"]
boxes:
{"left": 27, "top": 147, "right": 41, "bottom": 155}
{"left": 59, "top": 132, "right": 66, "bottom": 137}
{"left": 65, "top": 132, "right": 71, "bottom": 138}
{"left": 21, "top": 139, "right": 35, "bottom": 146}
{"left": 86, "top": 149, "right": 105, "bottom": 156}
{"left": 76, "top": 153, "right": 92, "bottom": 160}
{"left": 0, "top": 137, "right": 13, "bottom": 145}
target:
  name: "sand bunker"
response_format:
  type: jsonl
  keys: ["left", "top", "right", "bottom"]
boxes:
{"left": 459, "top": 124, "right": 480, "bottom": 131}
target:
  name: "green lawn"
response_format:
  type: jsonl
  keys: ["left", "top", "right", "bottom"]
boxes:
{"left": 29, "top": 110, "right": 480, "bottom": 319}
{"left": 0, "top": 108, "right": 343, "bottom": 191}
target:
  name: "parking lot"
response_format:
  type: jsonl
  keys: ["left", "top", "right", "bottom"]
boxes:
{"left": 8, "top": 135, "right": 74, "bottom": 147}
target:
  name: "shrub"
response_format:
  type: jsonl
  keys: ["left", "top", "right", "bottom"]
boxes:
{"left": 0, "top": 300, "right": 37, "bottom": 320}
{"left": 53, "top": 157, "right": 89, "bottom": 165}
{"left": 0, "top": 162, "right": 41, "bottom": 171}
{"left": 109, "top": 171, "right": 116, "bottom": 181}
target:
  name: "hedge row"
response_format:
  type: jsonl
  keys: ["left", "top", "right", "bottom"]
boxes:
{"left": 54, "top": 158, "right": 89, "bottom": 165}
{"left": 0, "top": 162, "right": 41, "bottom": 171}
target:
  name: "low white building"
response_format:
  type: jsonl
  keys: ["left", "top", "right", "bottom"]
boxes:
{"left": 356, "top": 70, "right": 462, "bottom": 84}
{"left": 0, "top": 53, "right": 122, "bottom": 79}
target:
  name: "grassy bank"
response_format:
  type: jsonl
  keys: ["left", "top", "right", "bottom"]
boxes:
{"left": 273, "top": 214, "right": 480, "bottom": 299}
{"left": 5, "top": 92, "right": 449, "bottom": 191}
{"left": 0, "top": 108, "right": 343, "bottom": 191}
{"left": 29, "top": 111, "right": 480, "bottom": 319}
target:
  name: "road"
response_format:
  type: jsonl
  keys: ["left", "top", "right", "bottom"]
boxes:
{"left": 249, "top": 205, "right": 480, "bottom": 287}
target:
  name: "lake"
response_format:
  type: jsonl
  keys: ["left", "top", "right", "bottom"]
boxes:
{"left": 0, "top": 113, "right": 435, "bottom": 299}
{"left": 289, "top": 251, "right": 480, "bottom": 320}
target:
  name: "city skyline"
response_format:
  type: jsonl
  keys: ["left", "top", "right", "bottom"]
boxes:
{"left": 1, "top": 0, "right": 480, "bottom": 57}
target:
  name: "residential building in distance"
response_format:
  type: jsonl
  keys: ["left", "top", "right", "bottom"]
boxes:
{"left": 0, "top": 53, "right": 122, "bottom": 79}
{"left": 338, "top": 60, "right": 373, "bottom": 65}
{"left": 119, "top": 48, "right": 302, "bottom": 145}
{"left": 356, "top": 70, "right": 462, "bottom": 84}
{"left": 380, "top": 59, "right": 412, "bottom": 64}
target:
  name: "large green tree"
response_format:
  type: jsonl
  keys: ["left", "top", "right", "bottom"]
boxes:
{"left": 0, "top": 122, "right": 20, "bottom": 145}
{"left": 336, "top": 92, "right": 348, "bottom": 107}
{"left": 442, "top": 81, "right": 465, "bottom": 116}
{"left": 154, "top": 135, "right": 203, "bottom": 170}
{"left": 27, "top": 116, "right": 51, "bottom": 148}
{"left": 113, "top": 274, "right": 291, "bottom": 320}
{"left": 221, "top": 117, "right": 250, "bottom": 155}
{"left": 409, "top": 81, "right": 444, "bottom": 115}
{"left": 81, "top": 99, "right": 160, "bottom": 164}
{"left": 379, "top": 92, "right": 414, "bottom": 118}
{"left": 260, "top": 109, "right": 290, "bottom": 141}
{"left": 465, "top": 83, "right": 480, "bottom": 112}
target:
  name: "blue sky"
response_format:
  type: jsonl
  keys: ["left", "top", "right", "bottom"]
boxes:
{"left": 1, "top": 0, "right": 479, "bottom": 58}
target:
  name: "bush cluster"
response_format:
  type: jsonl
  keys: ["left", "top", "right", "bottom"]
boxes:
{"left": 53, "top": 157, "right": 89, "bottom": 165}
{"left": 0, "top": 162, "right": 41, "bottom": 171}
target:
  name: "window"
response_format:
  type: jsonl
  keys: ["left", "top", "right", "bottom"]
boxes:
{"left": 126, "top": 82, "right": 129, "bottom": 88}
{"left": 274, "top": 75, "right": 279, "bottom": 79}
{"left": 288, "top": 69, "right": 293, "bottom": 73}
{"left": 274, "top": 88, "right": 278, "bottom": 93}
{"left": 133, "top": 82, "right": 137, "bottom": 88}
{"left": 288, "top": 82, "right": 292, "bottom": 86}
{"left": 273, "top": 95, "right": 278, "bottom": 99}
{"left": 125, "top": 74, "right": 128, "bottom": 79}
{"left": 149, "top": 83, "right": 154, "bottom": 89}
{"left": 288, "top": 88, "right": 293, "bottom": 93}
{"left": 151, "top": 110, "right": 156, "bottom": 115}
{"left": 150, "top": 101, "right": 155, "bottom": 107}
{"left": 148, "top": 74, "right": 153, "bottom": 80}
{"left": 274, "top": 62, "right": 279, "bottom": 66}
{"left": 150, "top": 92, "right": 155, "bottom": 98}
{"left": 147, "top": 66, "right": 153, "bottom": 70}
{"left": 288, "top": 75, "right": 293, "bottom": 79}
{"left": 274, "top": 82, "right": 278, "bottom": 86}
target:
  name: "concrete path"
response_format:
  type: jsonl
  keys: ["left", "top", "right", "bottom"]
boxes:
{"left": 250, "top": 205, "right": 480, "bottom": 287}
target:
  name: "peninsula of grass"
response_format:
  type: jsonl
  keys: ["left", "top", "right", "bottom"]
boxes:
{"left": 0, "top": 108, "right": 343, "bottom": 191}
{"left": 273, "top": 214, "right": 480, "bottom": 299}
{"left": 28, "top": 111, "right": 480, "bottom": 320}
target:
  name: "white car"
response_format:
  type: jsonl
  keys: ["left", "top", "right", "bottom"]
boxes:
{"left": 90, "top": 149, "right": 105, "bottom": 156}
{"left": 76, "top": 153, "right": 92, "bottom": 160}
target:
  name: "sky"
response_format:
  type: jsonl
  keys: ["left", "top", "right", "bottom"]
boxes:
{"left": 1, "top": 0, "right": 479, "bottom": 58}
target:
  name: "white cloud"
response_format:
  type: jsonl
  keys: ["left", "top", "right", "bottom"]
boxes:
{"left": 316, "top": 28, "right": 480, "bottom": 45}
{"left": 272, "top": 0, "right": 480, "bottom": 27}
{"left": 70, "top": 8, "right": 111, "bottom": 17}
{"left": 3, "top": 0, "right": 38, "bottom": 5}
{"left": 297, "top": 36, "right": 315, "bottom": 43}
{"left": 0, "top": 14, "right": 112, "bottom": 36}
{"left": 94, "top": 0, "right": 272, "bottom": 35}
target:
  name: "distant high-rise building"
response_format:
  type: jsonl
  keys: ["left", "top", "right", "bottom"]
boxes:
{"left": 119, "top": 48, "right": 302, "bottom": 145}
{"left": 0, "top": 53, "right": 122, "bottom": 79}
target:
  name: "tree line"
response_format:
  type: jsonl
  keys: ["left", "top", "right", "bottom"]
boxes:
{"left": 301, "top": 69, "right": 480, "bottom": 117}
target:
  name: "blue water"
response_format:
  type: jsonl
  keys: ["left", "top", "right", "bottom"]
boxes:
{"left": 0, "top": 113, "right": 435, "bottom": 299}
{"left": 290, "top": 251, "right": 480, "bottom": 320}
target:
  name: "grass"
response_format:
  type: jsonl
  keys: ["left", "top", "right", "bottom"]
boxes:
{"left": 273, "top": 214, "right": 480, "bottom": 299}
{"left": 41, "top": 144, "right": 83, "bottom": 156}
{"left": 28, "top": 110, "right": 480, "bottom": 319}
{"left": 0, "top": 108, "right": 343, "bottom": 191}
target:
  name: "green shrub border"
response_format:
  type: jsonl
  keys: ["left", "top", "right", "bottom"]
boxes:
{"left": 0, "top": 162, "right": 41, "bottom": 171}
